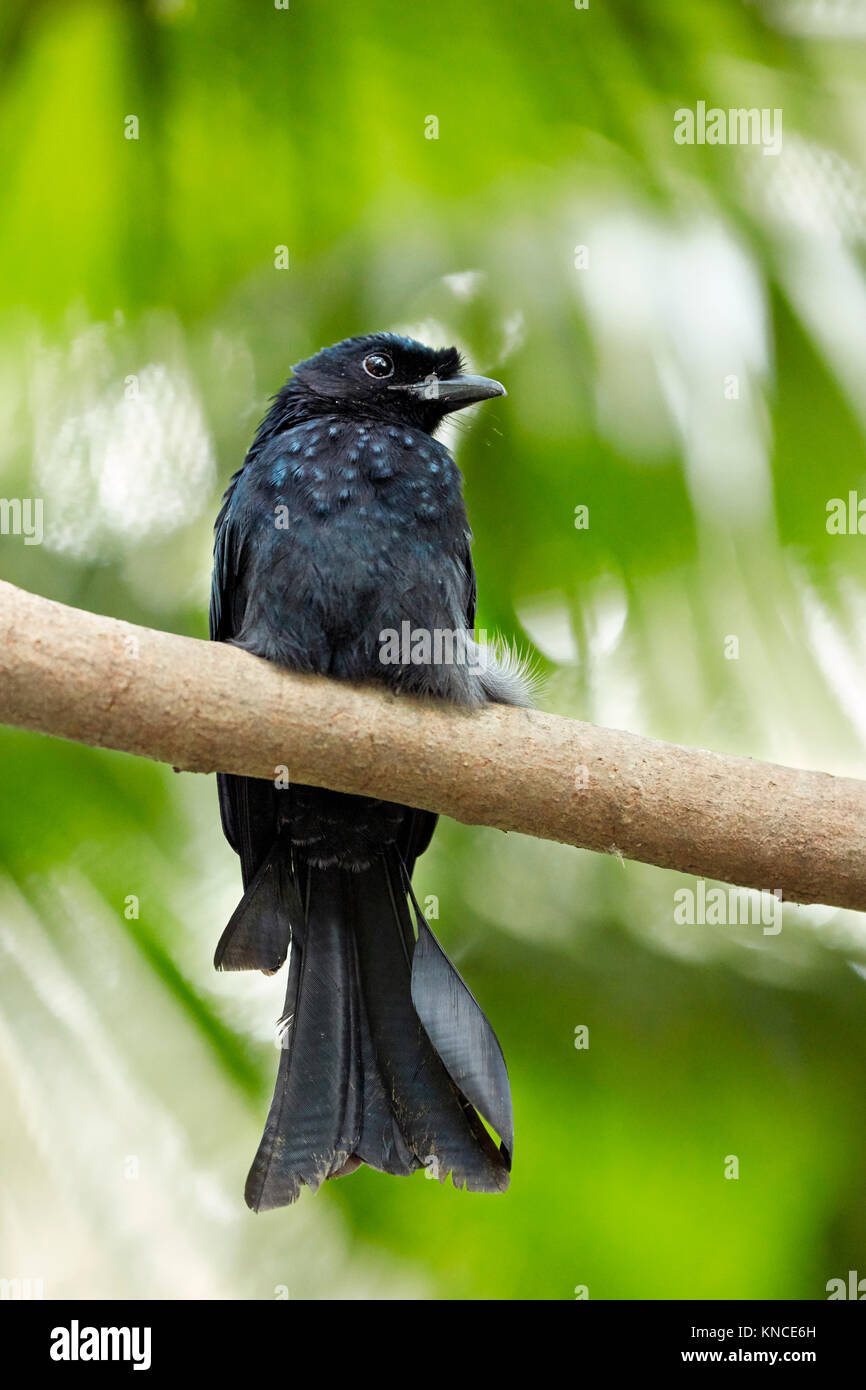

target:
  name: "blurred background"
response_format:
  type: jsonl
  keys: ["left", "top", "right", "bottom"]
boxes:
{"left": 1, "top": 0, "right": 865, "bottom": 1301}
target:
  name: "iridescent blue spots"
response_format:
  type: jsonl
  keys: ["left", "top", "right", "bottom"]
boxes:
{"left": 402, "top": 434, "right": 414, "bottom": 448}
{"left": 288, "top": 439, "right": 302, "bottom": 454}
{"left": 328, "top": 425, "right": 340, "bottom": 438}
{"left": 271, "top": 457, "right": 290, "bottom": 485}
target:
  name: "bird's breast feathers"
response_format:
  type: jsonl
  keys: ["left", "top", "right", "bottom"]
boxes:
{"left": 227, "top": 417, "right": 476, "bottom": 696}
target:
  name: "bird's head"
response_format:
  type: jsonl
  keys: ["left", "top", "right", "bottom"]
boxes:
{"left": 285, "top": 332, "right": 506, "bottom": 434}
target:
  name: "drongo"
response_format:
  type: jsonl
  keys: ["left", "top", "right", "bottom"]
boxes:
{"left": 210, "top": 333, "right": 532, "bottom": 1210}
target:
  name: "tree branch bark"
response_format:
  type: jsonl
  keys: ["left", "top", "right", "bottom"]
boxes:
{"left": 0, "top": 579, "right": 863, "bottom": 911}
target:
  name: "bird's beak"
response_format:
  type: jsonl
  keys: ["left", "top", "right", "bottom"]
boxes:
{"left": 391, "top": 374, "right": 507, "bottom": 412}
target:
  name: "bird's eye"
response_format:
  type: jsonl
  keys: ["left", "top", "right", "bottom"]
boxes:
{"left": 362, "top": 352, "right": 394, "bottom": 379}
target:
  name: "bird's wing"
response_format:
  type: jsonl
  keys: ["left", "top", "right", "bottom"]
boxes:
{"left": 397, "top": 527, "right": 477, "bottom": 874}
{"left": 398, "top": 528, "right": 477, "bottom": 871}
{"left": 209, "top": 469, "right": 245, "bottom": 644}
{"left": 458, "top": 522, "right": 537, "bottom": 708}
{"left": 459, "top": 526, "right": 477, "bottom": 632}
{"left": 210, "top": 473, "right": 282, "bottom": 886}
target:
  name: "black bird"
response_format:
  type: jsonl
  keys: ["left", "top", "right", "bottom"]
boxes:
{"left": 210, "top": 332, "right": 532, "bottom": 1210}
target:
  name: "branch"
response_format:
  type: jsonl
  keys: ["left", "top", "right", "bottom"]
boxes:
{"left": 0, "top": 579, "right": 863, "bottom": 912}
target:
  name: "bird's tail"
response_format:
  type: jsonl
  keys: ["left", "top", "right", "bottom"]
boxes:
{"left": 215, "top": 842, "right": 512, "bottom": 1210}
